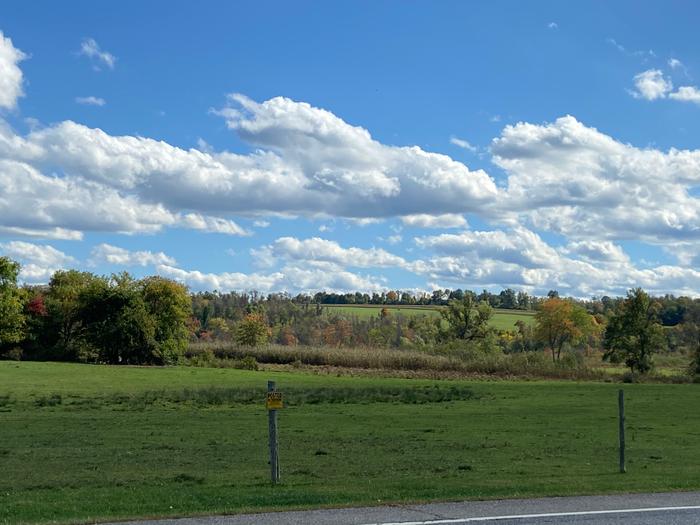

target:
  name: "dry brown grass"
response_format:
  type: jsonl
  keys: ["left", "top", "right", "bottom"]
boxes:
{"left": 186, "top": 342, "right": 608, "bottom": 380}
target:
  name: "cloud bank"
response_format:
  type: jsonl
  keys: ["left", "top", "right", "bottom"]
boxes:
{"left": 1, "top": 30, "right": 700, "bottom": 297}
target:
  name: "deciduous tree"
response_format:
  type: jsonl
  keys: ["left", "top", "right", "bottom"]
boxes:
{"left": 0, "top": 257, "right": 25, "bottom": 350}
{"left": 674, "top": 299, "right": 700, "bottom": 377}
{"left": 141, "top": 276, "right": 191, "bottom": 364}
{"left": 44, "top": 270, "right": 104, "bottom": 360}
{"left": 535, "top": 297, "right": 597, "bottom": 362}
{"left": 441, "top": 296, "right": 493, "bottom": 341}
{"left": 234, "top": 312, "right": 269, "bottom": 346}
{"left": 78, "top": 273, "right": 157, "bottom": 364}
{"left": 603, "top": 288, "right": 665, "bottom": 374}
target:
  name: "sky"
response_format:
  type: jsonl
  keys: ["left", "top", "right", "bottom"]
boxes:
{"left": 1, "top": 1, "right": 700, "bottom": 298}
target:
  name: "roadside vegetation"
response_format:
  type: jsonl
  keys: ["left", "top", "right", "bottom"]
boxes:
{"left": 2, "top": 362, "right": 700, "bottom": 525}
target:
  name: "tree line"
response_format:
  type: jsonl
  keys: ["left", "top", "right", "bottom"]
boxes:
{"left": 306, "top": 288, "right": 536, "bottom": 309}
{"left": 1, "top": 256, "right": 699, "bottom": 377}
{"left": 1, "top": 259, "right": 190, "bottom": 364}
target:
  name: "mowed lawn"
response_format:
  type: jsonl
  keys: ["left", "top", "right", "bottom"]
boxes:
{"left": 323, "top": 305, "right": 536, "bottom": 330}
{"left": 2, "top": 362, "right": 700, "bottom": 524}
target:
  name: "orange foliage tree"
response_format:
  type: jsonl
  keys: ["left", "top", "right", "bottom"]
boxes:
{"left": 535, "top": 297, "right": 598, "bottom": 362}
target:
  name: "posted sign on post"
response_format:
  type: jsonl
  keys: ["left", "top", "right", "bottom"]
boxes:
{"left": 267, "top": 381, "right": 281, "bottom": 484}
{"left": 266, "top": 391, "right": 283, "bottom": 410}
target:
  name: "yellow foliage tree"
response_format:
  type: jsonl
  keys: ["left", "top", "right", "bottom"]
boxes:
{"left": 535, "top": 297, "right": 597, "bottom": 362}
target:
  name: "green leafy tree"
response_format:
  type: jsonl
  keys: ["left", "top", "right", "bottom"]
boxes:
{"left": 499, "top": 288, "right": 517, "bottom": 309}
{"left": 677, "top": 300, "right": 700, "bottom": 377}
{"left": 689, "top": 329, "right": 700, "bottom": 378}
{"left": 0, "top": 257, "right": 26, "bottom": 351}
{"left": 234, "top": 312, "right": 269, "bottom": 346}
{"left": 694, "top": 338, "right": 700, "bottom": 379}
{"left": 407, "top": 314, "right": 441, "bottom": 347}
{"left": 441, "top": 296, "right": 493, "bottom": 341}
{"left": 44, "top": 270, "right": 105, "bottom": 360}
{"left": 140, "top": 276, "right": 191, "bottom": 364}
{"left": 206, "top": 317, "right": 232, "bottom": 340}
{"left": 78, "top": 273, "right": 157, "bottom": 364}
{"left": 510, "top": 319, "right": 540, "bottom": 353}
{"left": 367, "top": 322, "right": 395, "bottom": 347}
{"left": 603, "top": 288, "right": 665, "bottom": 374}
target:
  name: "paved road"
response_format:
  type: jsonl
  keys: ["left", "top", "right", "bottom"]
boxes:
{"left": 106, "top": 491, "right": 700, "bottom": 525}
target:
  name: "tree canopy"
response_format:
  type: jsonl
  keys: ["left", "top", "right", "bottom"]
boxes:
{"left": 603, "top": 288, "right": 665, "bottom": 374}
{"left": 440, "top": 296, "right": 493, "bottom": 341}
{"left": 0, "top": 257, "right": 25, "bottom": 349}
{"left": 534, "top": 297, "right": 598, "bottom": 362}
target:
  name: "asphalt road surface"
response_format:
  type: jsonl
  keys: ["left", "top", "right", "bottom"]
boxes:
{"left": 106, "top": 491, "right": 700, "bottom": 525}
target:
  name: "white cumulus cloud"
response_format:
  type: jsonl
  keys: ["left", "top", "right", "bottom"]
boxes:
{"left": 0, "top": 241, "right": 75, "bottom": 282}
{"left": 401, "top": 214, "right": 468, "bottom": 229}
{"left": 631, "top": 69, "right": 672, "bottom": 100}
{"left": 0, "top": 31, "right": 26, "bottom": 109}
{"left": 0, "top": 93, "right": 499, "bottom": 239}
{"left": 412, "top": 227, "right": 700, "bottom": 298}
{"left": 179, "top": 213, "right": 250, "bottom": 236}
{"left": 492, "top": 115, "right": 700, "bottom": 244}
{"left": 90, "top": 244, "right": 176, "bottom": 267}
{"left": 560, "top": 240, "right": 630, "bottom": 263}
{"left": 157, "top": 263, "right": 385, "bottom": 294}
{"left": 213, "top": 94, "right": 499, "bottom": 217}
{"left": 252, "top": 237, "right": 408, "bottom": 270}
{"left": 415, "top": 227, "right": 558, "bottom": 269}
{"left": 669, "top": 86, "right": 700, "bottom": 105}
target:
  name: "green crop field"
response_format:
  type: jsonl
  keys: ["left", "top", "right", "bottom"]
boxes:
{"left": 323, "top": 304, "right": 536, "bottom": 330}
{"left": 2, "top": 361, "right": 700, "bottom": 524}
{"left": 323, "top": 304, "right": 444, "bottom": 319}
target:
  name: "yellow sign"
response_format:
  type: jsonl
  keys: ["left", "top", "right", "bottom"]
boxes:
{"left": 266, "top": 391, "right": 283, "bottom": 410}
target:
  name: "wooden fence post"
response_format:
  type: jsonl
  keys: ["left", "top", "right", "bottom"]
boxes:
{"left": 268, "top": 380, "right": 280, "bottom": 483}
{"left": 619, "top": 389, "right": 626, "bottom": 474}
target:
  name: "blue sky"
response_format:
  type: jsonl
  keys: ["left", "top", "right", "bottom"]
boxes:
{"left": 1, "top": 1, "right": 700, "bottom": 297}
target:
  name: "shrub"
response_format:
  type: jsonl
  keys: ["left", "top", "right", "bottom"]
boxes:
{"left": 621, "top": 371, "right": 638, "bottom": 383}
{"left": 235, "top": 356, "right": 259, "bottom": 371}
{"left": 187, "top": 348, "right": 215, "bottom": 367}
{"left": 0, "top": 346, "right": 23, "bottom": 361}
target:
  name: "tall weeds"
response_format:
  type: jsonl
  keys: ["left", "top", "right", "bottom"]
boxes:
{"left": 186, "top": 342, "right": 605, "bottom": 380}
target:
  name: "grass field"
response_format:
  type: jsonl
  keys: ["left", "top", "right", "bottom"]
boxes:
{"left": 2, "top": 362, "right": 700, "bottom": 524}
{"left": 323, "top": 305, "right": 536, "bottom": 330}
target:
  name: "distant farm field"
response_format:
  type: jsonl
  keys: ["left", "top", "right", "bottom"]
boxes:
{"left": 323, "top": 304, "right": 536, "bottom": 330}
{"left": 2, "top": 362, "right": 700, "bottom": 524}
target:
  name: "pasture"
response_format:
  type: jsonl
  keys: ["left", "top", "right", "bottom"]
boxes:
{"left": 2, "top": 361, "right": 700, "bottom": 524}
{"left": 322, "top": 304, "right": 536, "bottom": 330}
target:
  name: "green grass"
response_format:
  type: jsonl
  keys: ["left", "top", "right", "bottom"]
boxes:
{"left": 587, "top": 352, "right": 693, "bottom": 378}
{"left": 323, "top": 304, "right": 444, "bottom": 319}
{"left": 487, "top": 310, "right": 537, "bottom": 330}
{"left": 323, "top": 305, "right": 536, "bottom": 330}
{"left": 1, "top": 361, "right": 700, "bottom": 524}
